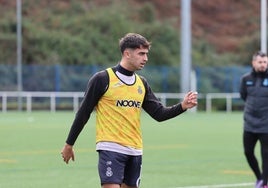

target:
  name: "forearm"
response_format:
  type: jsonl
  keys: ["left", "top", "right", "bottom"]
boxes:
{"left": 143, "top": 98, "right": 186, "bottom": 122}
{"left": 65, "top": 114, "right": 89, "bottom": 145}
{"left": 64, "top": 101, "right": 92, "bottom": 146}
{"left": 148, "top": 103, "right": 186, "bottom": 122}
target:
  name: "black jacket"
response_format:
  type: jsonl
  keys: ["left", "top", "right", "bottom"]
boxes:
{"left": 240, "top": 69, "right": 268, "bottom": 133}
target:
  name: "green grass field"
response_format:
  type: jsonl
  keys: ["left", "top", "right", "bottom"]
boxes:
{"left": 0, "top": 111, "right": 259, "bottom": 188}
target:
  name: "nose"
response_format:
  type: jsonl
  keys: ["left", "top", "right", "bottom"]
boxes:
{"left": 144, "top": 54, "right": 148, "bottom": 62}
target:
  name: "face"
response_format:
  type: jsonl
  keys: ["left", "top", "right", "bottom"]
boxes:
{"left": 124, "top": 47, "right": 149, "bottom": 71}
{"left": 252, "top": 55, "right": 268, "bottom": 73}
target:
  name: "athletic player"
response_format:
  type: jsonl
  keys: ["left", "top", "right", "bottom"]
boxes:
{"left": 61, "top": 33, "right": 198, "bottom": 188}
{"left": 240, "top": 51, "right": 268, "bottom": 188}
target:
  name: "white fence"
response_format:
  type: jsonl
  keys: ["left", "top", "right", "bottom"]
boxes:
{"left": 0, "top": 91, "right": 84, "bottom": 113}
{"left": 0, "top": 91, "right": 242, "bottom": 113}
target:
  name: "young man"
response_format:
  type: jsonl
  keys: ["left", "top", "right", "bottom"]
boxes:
{"left": 61, "top": 33, "right": 198, "bottom": 188}
{"left": 240, "top": 51, "right": 268, "bottom": 188}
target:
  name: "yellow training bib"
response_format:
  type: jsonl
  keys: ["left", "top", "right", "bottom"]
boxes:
{"left": 95, "top": 68, "right": 145, "bottom": 149}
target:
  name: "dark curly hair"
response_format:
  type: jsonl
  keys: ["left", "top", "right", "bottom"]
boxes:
{"left": 119, "top": 33, "right": 151, "bottom": 54}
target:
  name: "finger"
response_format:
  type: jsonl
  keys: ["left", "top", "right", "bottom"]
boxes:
{"left": 71, "top": 154, "right": 75, "bottom": 161}
{"left": 189, "top": 92, "right": 198, "bottom": 100}
{"left": 191, "top": 99, "right": 198, "bottom": 105}
{"left": 187, "top": 91, "right": 194, "bottom": 96}
{"left": 64, "top": 157, "right": 70, "bottom": 164}
{"left": 61, "top": 153, "right": 70, "bottom": 164}
{"left": 190, "top": 91, "right": 198, "bottom": 97}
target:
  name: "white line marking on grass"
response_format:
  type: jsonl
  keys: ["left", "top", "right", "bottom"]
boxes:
{"left": 173, "top": 182, "right": 254, "bottom": 188}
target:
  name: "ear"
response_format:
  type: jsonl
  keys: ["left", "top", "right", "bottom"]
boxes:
{"left": 251, "top": 60, "right": 255, "bottom": 66}
{"left": 124, "top": 49, "right": 134, "bottom": 58}
{"left": 123, "top": 49, "right": 128, "bottom": 58}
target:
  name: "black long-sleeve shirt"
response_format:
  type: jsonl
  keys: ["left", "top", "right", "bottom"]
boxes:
{"left": 66, "top": 65, "right": 185, "bottom": 145}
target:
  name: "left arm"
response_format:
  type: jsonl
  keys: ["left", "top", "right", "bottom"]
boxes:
{"left": 141, "top": 77, "right": 197, "bottom": 122}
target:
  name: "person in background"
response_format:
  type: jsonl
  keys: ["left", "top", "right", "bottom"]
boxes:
{"left": 61, "top": 33, "right": 198, "bottom": 188}
{"left": 240, "top": 51, "right": 268, "bottom": 188}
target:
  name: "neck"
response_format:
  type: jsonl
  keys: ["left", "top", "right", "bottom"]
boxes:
{"left": 116, "top": 64, "right": 134, "bottom": 76}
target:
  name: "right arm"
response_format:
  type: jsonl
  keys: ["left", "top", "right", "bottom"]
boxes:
{"left": 61, "top": 70, "right": 108, "bottom": 164}
{"left": 239, "top": 76, "right": 247, "bottom": 101}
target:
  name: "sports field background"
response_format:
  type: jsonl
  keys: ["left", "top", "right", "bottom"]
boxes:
{"left": 0, "top": 111, "right": 259, "bottom": 188}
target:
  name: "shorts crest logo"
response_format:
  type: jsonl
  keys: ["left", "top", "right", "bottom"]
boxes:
{"left": 105, "top": 160, "right": 113, "bottom": 177}
{"left": 106, "top": 167, "right": 113, "bottom": 177}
